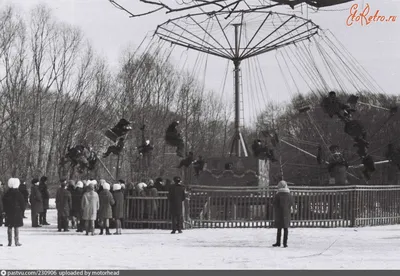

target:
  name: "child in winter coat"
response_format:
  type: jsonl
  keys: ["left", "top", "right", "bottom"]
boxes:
{"left": 272, "top": 180, "right": 293, "bottom": 248}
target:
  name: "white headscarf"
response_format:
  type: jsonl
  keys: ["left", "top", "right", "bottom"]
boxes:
{"left": 8, "top": 178, "right": 20, "bottom": 189}
{"left": 277, "top": 180, "right": 290, "bottom": 193}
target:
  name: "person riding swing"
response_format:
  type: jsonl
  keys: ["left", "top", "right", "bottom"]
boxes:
{"left": 165, "top": 121, "right": 184, "bottom": 157}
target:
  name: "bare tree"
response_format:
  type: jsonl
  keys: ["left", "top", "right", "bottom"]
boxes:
{"left": 45, "top": 23, "right": 83, "bottom": 177}
{"left": 29, "top": 4, "right": 58, "bottom": 175}
{"left": 0, "top": 6, "right": 31, "bottom": 177}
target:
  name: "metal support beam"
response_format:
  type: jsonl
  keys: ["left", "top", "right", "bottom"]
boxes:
{"left": 232, "top": 23, "right": 243, "bottom": 157}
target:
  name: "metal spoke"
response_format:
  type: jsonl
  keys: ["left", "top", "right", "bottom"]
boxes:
{"left": 154, "top": 10, "right": 318, "bottom": 157}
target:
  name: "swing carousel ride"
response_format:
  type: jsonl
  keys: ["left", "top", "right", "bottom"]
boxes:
{"left": 147, "top": 8, "right": 399, "bottom": 187}
{"left": 61, "top": 1, "right": 399, "bottom": 187}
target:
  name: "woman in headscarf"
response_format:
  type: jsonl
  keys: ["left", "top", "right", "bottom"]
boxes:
{"left": 81, "top": 183, "right": 99, "bottom": 236}
{"left": 3, "top": 178, "right": 26, "bottom": 246}
{"left": 272, "top": 180, "right": 293, "bottom": 248}
{"left": 98, "top": 182, "right": 114, "bottom": 235}
{"left": 72, "top": 181, "right": 85, "bottom": 232}
{"left": 112, "top": 183, "right": 124, "bottom": 235}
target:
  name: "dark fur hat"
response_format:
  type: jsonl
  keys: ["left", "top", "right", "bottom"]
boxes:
{"left": 173, "top": 176, "right": 181, "bottom": 184}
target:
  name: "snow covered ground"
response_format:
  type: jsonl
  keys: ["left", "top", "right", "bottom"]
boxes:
{"left": 1, "top": 209, "right": 400, "bottom": 269}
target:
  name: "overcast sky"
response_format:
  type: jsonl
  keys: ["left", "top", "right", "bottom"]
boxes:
{"left": 3, "top": 0, "right": 400, "bottom": 123}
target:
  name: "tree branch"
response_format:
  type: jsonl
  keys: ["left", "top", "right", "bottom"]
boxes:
{"left": 109, "top": 0, "right": 353, "bottom": 18}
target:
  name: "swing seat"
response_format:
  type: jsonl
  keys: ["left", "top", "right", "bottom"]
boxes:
{"left": 105, "top": 129, "right": 119, "bottom": 142}
{"left": 344, "top": 120, "right": 365, "bottom": 138}
{"left": 347, "top": 95, "right": 359, "bottom": 105}
{"left": 298, "top": 106, "right": 311, "bottom": 113}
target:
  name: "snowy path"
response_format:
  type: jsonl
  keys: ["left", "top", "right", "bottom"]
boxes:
{"left": 1, "top": 210, "right": 400, "bottom": 269}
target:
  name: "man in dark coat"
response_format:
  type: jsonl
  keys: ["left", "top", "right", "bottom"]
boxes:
{"left": 0, "top": 181, "right": 4, "bottom": 227}
{"left": 18, "top": 181, "right": 29, "bottom": 218}
{"left": 3, "top": 178, "right": 26, "bottom": 246}
{"left": 29, "top": 178, "right": 43, "bottom": 227}
{"left": 67, "top": 180, "right": 76, "bottom": 228}
{"left": 56, "top": 179, "right": 72, "bottom": 232}
{"left": 168, "top": 176, "right": 186, "bottom": 234}
{"left": 39, "top": 176, "right": 50, "bottom": 225}
{"left": 272, "top": 180, "right": 293, "bottom": 248}
{"left": 154, "top": 178, "right": 165, "bottom": 191}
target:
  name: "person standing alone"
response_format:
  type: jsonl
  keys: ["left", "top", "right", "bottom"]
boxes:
{"left": 272, "top": 180, "right": 293, "bottom": 248}
{"left": 3, "top": 178, "right": 26, "bottom": 246}
{"left": 168, "top": 176, "right": 186, "bottom": 234}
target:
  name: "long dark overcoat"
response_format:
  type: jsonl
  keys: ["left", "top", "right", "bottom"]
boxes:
{"left": 168, "top": 184, "right": 186, "bottom": 216}
{"left": 71, "top": 187, "right": 84, "bottom": 217}
{"left": 56, "top": 188, "right": 72, "bottom": 217}
{"left": 0, "top": 188, "right": 3, "bottom": 215}
{"left": 99, "top": 189, "right": 115, "bottom": 219}
{"left": 112, "top": 190, "right": 124, "bottom": 219}
{"left": 3, "top": 189, "right": 26, "bottom": 227}
{"left": 273, "top": 192, "right": 293, "bottom": 229}
{"left": 30, "top": 185, "right": 43, "bottom": 213}
{"left": 39, "top": 182, "right": 50, "bottom": 210}
{"left": 18, "top": 184, "right": 29, "bottom": 204}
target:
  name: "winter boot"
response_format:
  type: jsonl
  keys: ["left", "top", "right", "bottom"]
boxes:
{"left": 272, "top": 229, "right": 282, "bottom": 247}
{"left": 99, "top": 228, "right": 104, "bottom": 235}
{"left": 7, "top": 227, "right": 12, "bottom": 246}
{"left": 105, "top": 228, "right": 111, "bottom": 235}
{"left": 43, "top": 212, "right": 50, "bottom": 225}
{"left": 283, "top": 228, "right": 288, "bottom": 248}
{"left": 14, "top": 228, "right": 22, "bottom": 246}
